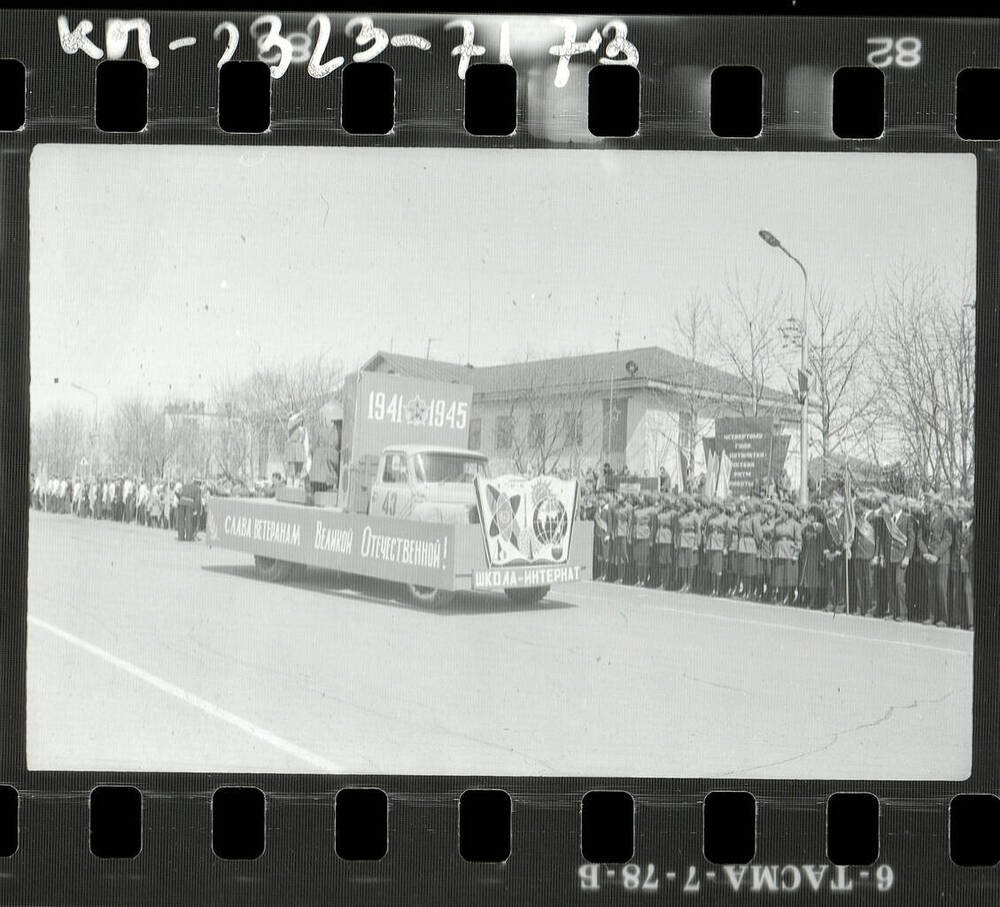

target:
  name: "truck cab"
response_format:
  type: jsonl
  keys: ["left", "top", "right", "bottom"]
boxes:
{"left": 369, "top": 445, "right": 490, "bottom": 524}
{"left": 227, "top": 370, "right": 589, "bottom": 608}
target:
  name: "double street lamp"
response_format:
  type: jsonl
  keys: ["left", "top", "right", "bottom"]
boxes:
{"left": 758, "top": 229, "right": 810, "bottom": 507}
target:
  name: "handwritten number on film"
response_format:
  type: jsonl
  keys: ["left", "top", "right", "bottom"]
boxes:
{"left": 307, "top": 15, "right": 344, "bottom": 78}
{"left": 58, "top": 16, "right": 160, "bottom": 67}
{"left": 866, "top": 36, "right": 922, "bottom": 68}
{"left": 217, "top": 16, "right": 346, "bottom": 76}
{"left": 215, "top": 15, "right": 429, "bottom": 75}
{"left": 60, "top": 15, "right": 638, "bottom": 86}
{"left": 600, "top": 20, "right": 639, "bottom": 67}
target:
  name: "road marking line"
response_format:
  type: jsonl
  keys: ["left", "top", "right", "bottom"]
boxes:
{"left": 28, "top": 614, "right": 344, "bottom": 773}
{"left": 562, "top": 586, "right": 972, "bottom": 656}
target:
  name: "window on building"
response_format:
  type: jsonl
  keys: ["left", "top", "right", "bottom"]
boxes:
{"left": 495, "top": 415, "right": 513, "bottom": 450}
{"left": 529, "top": 412, "right": 546, "bottom": 449}
{"left": 679, "top": 409, "right": 697, "bottom": 455}
{"left": 468, "top": 417, "right": 482, "bottom": 451}
{"left": 564, "top": 410, "right": 584, "bottom": 446}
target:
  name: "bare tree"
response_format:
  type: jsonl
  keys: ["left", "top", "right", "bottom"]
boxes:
{"left": 869, "top": 260, "right": 975, "bottom": 493}
{"left": 210, "top": 376, "right": 258, "bottom": 486}
{"left": 804, "top": 284, "right": 879, "bottom": 483}
{"left": 627, "top": 292, "right": 727, "bottom": 485}
{"left": 211, "top": 354, "right": 344, "bottom": 484}
{"left": 502, "top": 387, "right": 603, "bottom": 475}
{"left": 30, "top": 407, "right": 89, "bottom": 476}
{"left": 164, "top": 405, "right": 213, "bottom": 480}
{"left": 108, "top": 396, "right": 175, "bottom": 477}
{"left": 249, "top": 354, "right": 343, "bottom": 424}
{"left": 489, "top": 357, "right": 606, "bottom": 475}
{"left": 670, "top": 291, "right": 717, "bottom": 471}
{"left": 715, "top": 270, "right": 786, "bottom": 417}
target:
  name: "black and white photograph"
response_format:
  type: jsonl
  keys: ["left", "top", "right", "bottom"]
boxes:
{"left": 27, "top": 145, "right": 975, "bottom": 778}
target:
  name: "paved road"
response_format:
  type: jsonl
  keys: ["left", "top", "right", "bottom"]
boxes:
{"left": 26, "top": 510, "right": 973, "bottom": 778}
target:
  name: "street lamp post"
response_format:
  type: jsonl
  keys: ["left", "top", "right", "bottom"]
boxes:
{"left": 70, "top": 383, "right": 99, "bottom": 476}
{"left": 758, "top": 229, "right": 809, "bottom": 507}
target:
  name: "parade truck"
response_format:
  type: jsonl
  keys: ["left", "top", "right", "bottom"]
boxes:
{"left": 205, "top": 370, "right": 593, "bottom": 607}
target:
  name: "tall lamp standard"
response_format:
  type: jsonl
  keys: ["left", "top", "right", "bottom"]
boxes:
{"left": 758, "top": 229, "right": 809, "bottom": 506}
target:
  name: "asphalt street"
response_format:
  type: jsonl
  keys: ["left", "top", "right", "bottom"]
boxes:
{"left": 26, "top": 510, "right": 973, "bottom": 778}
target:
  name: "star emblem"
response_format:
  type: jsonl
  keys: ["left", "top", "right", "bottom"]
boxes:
{"left": 403, "top": 394, "right": 429, "bottom": 425}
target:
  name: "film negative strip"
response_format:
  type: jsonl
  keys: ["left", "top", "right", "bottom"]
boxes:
{"left": 1, "top": 7, "right": 998, "bottom": 905}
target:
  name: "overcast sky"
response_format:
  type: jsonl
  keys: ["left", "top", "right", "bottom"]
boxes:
{"left": 29, "top": 145, "right": 975, "bottom": 419}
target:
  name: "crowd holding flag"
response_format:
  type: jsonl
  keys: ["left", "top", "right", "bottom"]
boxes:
{"left": 578, "top": 459, "right": 973, "bottom": 631}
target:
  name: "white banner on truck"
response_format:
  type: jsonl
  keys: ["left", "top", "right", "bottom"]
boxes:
{"left": 473, "top": 474, "right": 578, "bottom": 568}
{"left": 354, "top": 371, "right": 473, "bottom": 455}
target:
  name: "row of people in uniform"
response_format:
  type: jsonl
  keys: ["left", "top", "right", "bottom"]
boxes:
{"left": 578, "top": 490, "right": 973, "bottom": 630}
{"left": 29, "top": 473, "right": 206, "bottom": 540}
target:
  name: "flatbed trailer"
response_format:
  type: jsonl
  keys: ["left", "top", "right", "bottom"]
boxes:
{"left": 205, "top": 495, "right": 594, "bottom": 605}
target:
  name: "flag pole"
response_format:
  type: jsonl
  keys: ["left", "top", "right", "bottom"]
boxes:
{"left": 844, "top": 520, "right": 851, "bottom": 615}
{"left": 844, "top": 464, "right": 851, "bottom": 616}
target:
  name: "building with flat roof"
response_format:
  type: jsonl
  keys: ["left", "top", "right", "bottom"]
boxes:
{"left": 361, "top": 347, "right": 801, "bottom": 487}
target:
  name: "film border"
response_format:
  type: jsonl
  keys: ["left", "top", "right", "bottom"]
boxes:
{"left": 0, "top": 9, "right": 997, "bottom": 905}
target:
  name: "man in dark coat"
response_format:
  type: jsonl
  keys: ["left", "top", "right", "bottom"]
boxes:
{"left": 632, "top": 493, "right": 657, "bottom": 586}
{"left": 957, "top": 502, "right": 974, "bottom": 630}
{"left": 822, "top": 495, "right": 848, "bottom": 613}
{"left": 798, "top": 503, "right": 825, "bottom": 610}
{"left": 877, "top": 494, "right": 915, "bottom": 621}
{"left": 601, "top": 462, "right": 615, "bottom": 492}
{"left": 870, "top": 492, "right": 890, "bottom": 616}
{"left": 178, "top": 478, "right": 195, "bottom": 541}
{"left": 612, "top": 493, "right": 632, "bottom": 584}
{"left": 188, "top": 480, "right": 203, "bottom": 541}
{"left": 852, "top": 498, "right": 877, "bottom": 617}
{"left": 919, "top": 495, "right": 953, "bottom": 627}
{"left": 654, "top": 495, "right": 676, "bottom": 590}
{"left": 594, "top": 492, "right": 612, "bottom": 581}
{"left": 908, "top": 498, "right": 930, "bottom": 622}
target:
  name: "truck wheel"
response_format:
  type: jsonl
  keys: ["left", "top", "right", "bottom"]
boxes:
{"left": 254, "top": 556, "right": 294, "bottom": 583}
{"left": 504, "top": 586, "right": 550, "bottom": 605}
{"left": 405, "top": 584, "right": 456, "bottom": 609}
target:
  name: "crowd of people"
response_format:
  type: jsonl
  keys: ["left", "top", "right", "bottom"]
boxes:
{"left": 29, "top": 473, "right": 207, "bottom": 541}
{"left": 29, "top": 464, "right": 973, "bottom": 631}
{"left": 577, "top": 479, "right": 974, "bottom": 630}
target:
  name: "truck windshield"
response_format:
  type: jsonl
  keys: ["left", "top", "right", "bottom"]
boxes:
{"left": 411, "top": 453, "right": 489, "bottom": 484}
